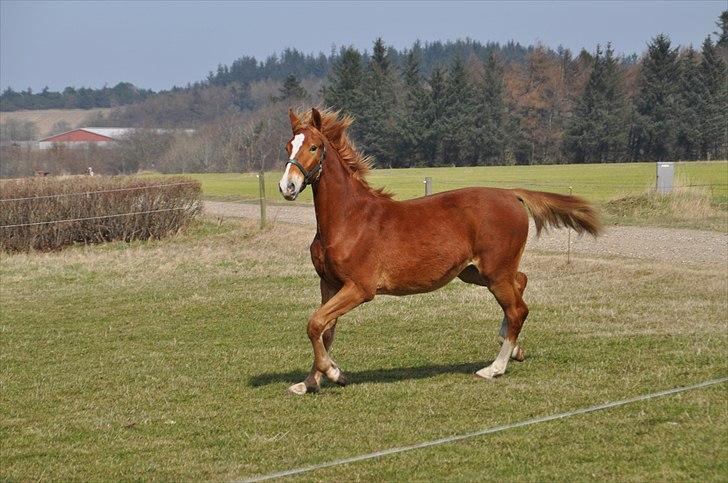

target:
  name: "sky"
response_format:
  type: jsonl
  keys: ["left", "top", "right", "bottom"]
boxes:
{"left": 1, "top": 0, "right": 725, "bottom": 92}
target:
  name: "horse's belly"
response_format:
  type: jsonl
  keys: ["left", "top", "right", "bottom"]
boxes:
{"left": 376, "top": 259, "right": 470, "bottom": 296}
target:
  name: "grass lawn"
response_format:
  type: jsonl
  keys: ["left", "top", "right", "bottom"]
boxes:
{"left": 2, "top": 218, "right": 726, "bottom": 480}
{"left": 167, "top": 160, "right": 728, "bottom": 206}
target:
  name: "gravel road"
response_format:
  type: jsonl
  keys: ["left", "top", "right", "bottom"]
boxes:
{"left": 204, "top": 200, "right": 727, "bottom": 265}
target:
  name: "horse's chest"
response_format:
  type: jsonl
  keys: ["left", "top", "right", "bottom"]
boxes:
{"left": 317, "top": 242, "right": 373, "bottom": 281}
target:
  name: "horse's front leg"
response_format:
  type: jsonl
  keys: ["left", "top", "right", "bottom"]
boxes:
{"left": 289, "top": 280, "right": 339, "bottom": 395}
{"left": 290, "top": 325, "right": 337, "bottom": 395}
{"left": 288, "top": 282, "right": 368, "bottom": 395}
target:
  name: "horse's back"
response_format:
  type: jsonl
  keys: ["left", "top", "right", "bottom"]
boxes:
{"left": 393, "top": 187, "right": 529, "bottom": 239}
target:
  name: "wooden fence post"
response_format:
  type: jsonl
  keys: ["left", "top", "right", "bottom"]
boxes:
{"left": 258, "top": 171, "right": 266, "bottom": 229}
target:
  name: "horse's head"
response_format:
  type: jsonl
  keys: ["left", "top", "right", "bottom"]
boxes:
{"left": 279, "top": 108, "right": 326, "bottom": 201}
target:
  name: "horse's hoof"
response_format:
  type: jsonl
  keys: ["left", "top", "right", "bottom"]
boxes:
{"left": 287, "top": 382, "right": 316, "bottom": 395}
{"left": 512, "top": 346, "right": 525, "bottom": 362}
{"left": 474, "top": 366, "right": 503, "bottom": 380}
{"left": 335, "top": 372, "right": 348, "bottom": 387}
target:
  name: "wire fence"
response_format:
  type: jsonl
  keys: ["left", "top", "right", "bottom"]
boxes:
{"left": 0, "top": 181, "right": 198, "bottom": 202}
{"left": 2, "top": 171, "right": 725, "bottom": 232}
{"left": 1, "top": 177, "right": 202, "bottom": 251}
{"left": 0, "top": 207, "right": 189, "bottom": 229}
{"left": 432, "top": 180, "right": 727, "bottom": 190}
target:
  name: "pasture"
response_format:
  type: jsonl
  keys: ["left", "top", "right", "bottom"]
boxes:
{"left": 2, "top": 217, "right": 726, "bottom": 480}
{"left": 176, "top": 160, "right": 728, "bottom": 205}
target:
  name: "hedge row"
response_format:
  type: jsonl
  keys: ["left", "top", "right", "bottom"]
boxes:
{"left": 0, "top": 176, "right": 201, "bottom": 252}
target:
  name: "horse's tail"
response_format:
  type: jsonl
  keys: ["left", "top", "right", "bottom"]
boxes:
{"left": 511, "top": 189, "right": 602, "bottom": 237}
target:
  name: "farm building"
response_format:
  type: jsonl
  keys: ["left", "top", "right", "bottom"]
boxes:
{"left": 38, "top": 127, "right": 135, "bottom": 149}
{"left": 37, "top": 127, "right": 194, "bottom": 149}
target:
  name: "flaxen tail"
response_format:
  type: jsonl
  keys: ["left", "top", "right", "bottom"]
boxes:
{"left": 512, "top": 189, "right": 602, "bottom": 237}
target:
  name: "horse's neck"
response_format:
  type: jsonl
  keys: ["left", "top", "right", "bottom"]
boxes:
{"left": 312, "top": 151, "right": 371, "bottom": 240}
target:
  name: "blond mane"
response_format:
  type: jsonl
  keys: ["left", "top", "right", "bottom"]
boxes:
{"left": 296, "top": 108, "right": 392, "bottom": 199}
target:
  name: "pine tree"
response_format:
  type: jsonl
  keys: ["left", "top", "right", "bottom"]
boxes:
{"left": 442, "top": 56, "right": 478, "bottom": 165}
{"left": 674, "top": 48, "right": 703, "bottom": 160}
{"left": 632, "top": 34, "right": 680, "bottom": 161}
{"left": 716, "top": 10, "right": 728, "bottom": 48}
{"left": 276, "top": 74, "right": 307, "bottom": 101}
{"left": 476, "top": 53, "right": 507, "bottom": 164}
{"left": 422, "top": 67, "right": 448, "bottom": 165}
{"left": 394, "top": 44, "right": 429, "bottom": 166}
{"left": 565, "top": 44, "right": 629, "bottom": 163}
{"left": 323, "top": 46, "right": 365, "bottom": 121}
{"left": 359, "top": 38, "right": 399, "bottom": 166}
{"left": 699, "top": 37, "right": 728, "bottom": 159}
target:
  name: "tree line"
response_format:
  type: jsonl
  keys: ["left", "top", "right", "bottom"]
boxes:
{"left": 0, "top": 82, "right": 154, "bottom": 112}
{"left": 323, "top": 18, "right": 727, "bottom": 165}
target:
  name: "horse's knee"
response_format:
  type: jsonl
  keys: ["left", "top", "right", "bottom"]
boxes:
{"left": 515, "top": 272, "right": 528, "bottom": 294}
{"left": 307, "top": 315, "right": 326, "bottom": 341}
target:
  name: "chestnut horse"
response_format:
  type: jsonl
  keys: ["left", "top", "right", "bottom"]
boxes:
{"left": 279, "top": 108, "right": 600, "bottom": 395}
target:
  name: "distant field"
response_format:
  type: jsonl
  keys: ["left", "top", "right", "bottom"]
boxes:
{"left": 169, "top": 161, "right": 728, "bottom": 205}
{"left": 0, "top": 108, "right": 113, "bottom": 137}
{"left": 2, "top": 218, "right": 726, "bottom": 480}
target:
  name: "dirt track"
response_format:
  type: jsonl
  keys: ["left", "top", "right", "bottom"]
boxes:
{"left": 204, "top": 200, "right": 727, "bottom": 266}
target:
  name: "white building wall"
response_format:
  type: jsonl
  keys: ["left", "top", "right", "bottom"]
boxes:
{"left": 38, "top": 141, "right": 115, "bottom": 150}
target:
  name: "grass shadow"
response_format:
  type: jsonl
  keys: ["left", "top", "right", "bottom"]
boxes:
{"left": 248, "top": 361, "right": 483, "bottom": 388}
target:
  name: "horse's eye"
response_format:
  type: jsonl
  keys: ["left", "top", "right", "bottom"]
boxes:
{"left": 310, "top": 145, "right": 318, "bottom": 152}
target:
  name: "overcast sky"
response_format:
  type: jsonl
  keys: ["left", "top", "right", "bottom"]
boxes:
{"left": 1, "top": 0, "right": 724, "bottom": 92}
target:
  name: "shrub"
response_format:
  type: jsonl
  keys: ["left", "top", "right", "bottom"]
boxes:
{"left": 0, "top": 176, "right": 201, "bottom": 252}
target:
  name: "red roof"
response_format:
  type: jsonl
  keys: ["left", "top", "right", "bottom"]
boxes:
{"left": 40, "top": 129, "right": 114, "bottom": 143}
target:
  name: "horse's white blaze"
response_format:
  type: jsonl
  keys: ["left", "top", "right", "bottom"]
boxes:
{"left": 290, "top": 133, "right": 305, "bottom": 160}
{"left": 279, "top": 133, "right": 306, "bottom": 195}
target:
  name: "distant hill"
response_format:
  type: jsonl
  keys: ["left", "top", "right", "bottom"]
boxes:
{"left": 0, "top": 108, "right": 114, "bottom": 138}
{"left": 0, "top": 39, "right": 537, "bottom": 113}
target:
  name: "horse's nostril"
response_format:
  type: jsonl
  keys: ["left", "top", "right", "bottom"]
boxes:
{"left": 278, "top": 184, "right": 283, "bottom": 193}
{"left": 288, "top": 182, "right": 295, "bottom": 191}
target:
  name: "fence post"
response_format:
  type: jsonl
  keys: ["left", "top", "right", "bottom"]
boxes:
{"left": 656, "top": 162, "right": 674, "bottom": 194}
{"left": 567, "top": 186, "right": 573, "bottom": 264}
{"left": 257, "top": 171, "right": 266, "bottom": 229}
{"left": 424, "top": 177, "right": 432, "bottom": 196}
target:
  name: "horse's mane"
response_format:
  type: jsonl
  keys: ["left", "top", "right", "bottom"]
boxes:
{"left": 297, "top": 108, "right": 392, "bottom": 199}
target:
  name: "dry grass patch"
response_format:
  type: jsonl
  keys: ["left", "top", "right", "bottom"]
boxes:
{"left": 604, "top": 182, "right": 727, "bottom": 231}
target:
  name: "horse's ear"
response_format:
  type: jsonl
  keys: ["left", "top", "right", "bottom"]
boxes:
{"left": 311, "top": 108, "right": 322, "bottom": 131}
{"left": 288, "top": 109, "right": 301, "bottom": 132}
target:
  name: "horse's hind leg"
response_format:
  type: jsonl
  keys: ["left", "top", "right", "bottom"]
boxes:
{"left": 476, "top": 273, "right": 529, "bottom": 379}
{"left": 499, "top": 272, "right": 527, "bottom": 362}
{"left": 458, "top": 267, "right": 525, "bottom": 362}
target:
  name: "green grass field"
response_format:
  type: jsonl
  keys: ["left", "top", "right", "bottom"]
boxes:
{"left": 169, "top": 161, "right": 728, "bottom": 205}
{"left": 2, "top": 218, "right": 726, "bottom": 480}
